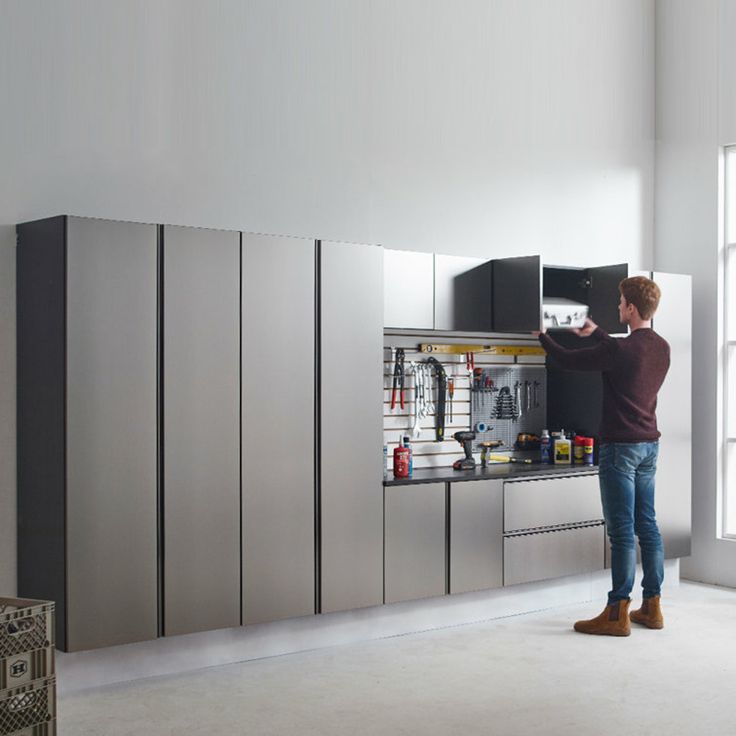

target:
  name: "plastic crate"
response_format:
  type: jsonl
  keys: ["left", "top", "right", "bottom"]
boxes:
{"left": 6, "top": 720, "right": 55, "bottom": 736}
{"left": 0, "top": 649, "right": 54, "bottom": 691}
{"left": 0, "top": 601, "right": 54, "bottom": 659}
{"left": 0, "top": 677, "right": 55, "bottom": 736}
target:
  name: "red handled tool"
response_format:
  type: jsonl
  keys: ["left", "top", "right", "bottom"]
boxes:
{"left": 391, "top": 348, "right": 406, "bottom": 410}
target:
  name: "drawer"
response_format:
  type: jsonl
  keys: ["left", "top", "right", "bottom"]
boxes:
{"left": 504, "top": 474, "right": 601, "bottom": 531}
{"left": 504, "top": 523, "right": 605, "bottom": 586}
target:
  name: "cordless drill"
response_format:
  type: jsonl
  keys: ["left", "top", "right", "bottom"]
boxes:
{"left": 453, "top": 431, "right": 476, "bottom": 470}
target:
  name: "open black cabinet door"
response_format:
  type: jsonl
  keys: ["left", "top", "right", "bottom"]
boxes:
{"left": 492, "top": 255, "right": 542, "bottom": 332}
{"left": 588, "top": 263, "right": 628, "bottom": 334}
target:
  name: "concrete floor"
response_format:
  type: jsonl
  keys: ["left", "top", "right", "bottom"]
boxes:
{"left": 59, "top": 581, "right": 736, "bottom": 735}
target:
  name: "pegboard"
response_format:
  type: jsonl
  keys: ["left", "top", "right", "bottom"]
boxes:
{"left": 469, "top": 365, "right": 547, "bottom": 452}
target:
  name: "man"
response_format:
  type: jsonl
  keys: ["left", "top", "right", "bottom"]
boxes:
{"left": 533, "top": 276, "right": 670, "bottom": 636}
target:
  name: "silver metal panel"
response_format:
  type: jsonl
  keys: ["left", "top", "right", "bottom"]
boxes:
{"left": 321, "top": 241, "right": 384, "bottom": 613}
{"left": 164, "top": 225, "right": 240, "bottom": 636}
{"left": 385, "top": 484, "right": 446, "bottom": 603}
{"left": 504, "top": 474, "right": 602, "bottom": 532}
{"left": 66, "top": 217, "right": 158, "bottom": 651}
{"left": 433, "top": 254, "right": 485, "bottom": 330}
{"left": 450, "top": 480, "right": 503, "bottom": 594}
{"left": 242, "top": 233, "right": 315, "bottom": 625}
{"left": 652, "top": 271, "right": 692, "bottom": 558}
{"left": 504, "top": 524, "right": 605, "bottom": 586}
{"left": 383, "top": 249, "right": 434, "bottom": 329}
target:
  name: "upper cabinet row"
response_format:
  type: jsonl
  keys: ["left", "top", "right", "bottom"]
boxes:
{"left": 384, "top": 251, "right": 628, "bottom": 335}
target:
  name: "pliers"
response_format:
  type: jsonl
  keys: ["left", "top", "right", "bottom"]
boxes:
{"left": 391, "top": 348, "right": 406, "bottom": 410}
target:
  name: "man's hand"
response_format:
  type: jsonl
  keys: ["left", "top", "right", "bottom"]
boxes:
{"left": 531, "top": 327, "right": 546, "bottom": 338}
{"left": 573, "top": 318, "right": 598, "bottom": 337}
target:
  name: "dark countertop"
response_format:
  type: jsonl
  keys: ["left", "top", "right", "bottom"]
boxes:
{"left": 383, "top": 463, "right": 598, "bottom": 486}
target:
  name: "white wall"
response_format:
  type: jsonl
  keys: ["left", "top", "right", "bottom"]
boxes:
{"left": 655, "top": 0, "right": 736, "bottom": 586}
{"left": 0, "top": 0, "right": 656, "bottom": 595}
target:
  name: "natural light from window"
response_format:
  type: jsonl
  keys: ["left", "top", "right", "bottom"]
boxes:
{"left": 725, "top": 146, "right": 736, "bottom": 537}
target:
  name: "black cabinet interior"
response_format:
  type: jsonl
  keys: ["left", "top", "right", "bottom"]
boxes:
{"left": 491, "top": 255, "right": 541, "bottom": 332}
{"left": 452, "top": 261, "right": 493, "bottom": 332}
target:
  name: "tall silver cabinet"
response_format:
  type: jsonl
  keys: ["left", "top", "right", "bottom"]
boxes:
{"left": 650, "top": 271, "right": 692, "bottom": 558}
{"left": 18, "top": 216, "right": 159, "bottom": 652}
{"left": 241, "top": 234, "right": 315, "bottom": 624}
{"left": 163, "top": 226, "right": 241, "bottom": 636}
{"left": 320, "top": 241, "right": 384, "bottom": 613}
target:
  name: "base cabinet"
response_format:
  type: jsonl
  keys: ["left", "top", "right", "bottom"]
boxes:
{"left": 450, "top": 481, "right": 503, "bottom": 594}
{"left": 504, "top": 523, "right": 606, "bottom": 586}
{"left": 384, "top": 484, "right": 446, "bottom": 604}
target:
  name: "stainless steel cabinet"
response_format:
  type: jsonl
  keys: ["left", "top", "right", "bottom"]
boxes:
{"left": 504, "top": 474, "right": 602, "bottom": 531}
{"left": 651, "top": 271, "right": 692, "bottom": 558}
{"left": 18, "top": 216, "right": 159, "bottom": 652}
{"left": 385, "top": 484, "right": 446, "bottom": 603}
{"left": 450, "top": 480, "right": 503, "bottom": 594}
{"left": 242, "top": 234, "right": 315, "bottom": 624}
{"left": 383, "top": 249, "right": 434, "bottom": 329}
{"left": 320, "top": 241, "right": 384, "bottom": 613}
{"left": 163, "top": 226, "right": 240, "bottom": 636}
{"left": 504, "top": 523, "right": 606, "bottom": 586}
{"left": 434, "top": 254, "right": 486, "bottom": 331}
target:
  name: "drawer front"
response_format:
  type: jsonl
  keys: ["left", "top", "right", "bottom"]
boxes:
{"left": 504, "top": 524, "right": 605, "bottom": 586}
{"left": 504, "top": 474, "right": 601, "bottom": 531}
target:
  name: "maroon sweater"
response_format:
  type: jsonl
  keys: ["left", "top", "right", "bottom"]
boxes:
{"left": 539, "top": 327, "right": 670, "bottom": 443}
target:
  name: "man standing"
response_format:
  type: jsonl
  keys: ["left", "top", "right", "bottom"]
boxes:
{"left": 534, "top": 276, "right": 670, "bottom": 636}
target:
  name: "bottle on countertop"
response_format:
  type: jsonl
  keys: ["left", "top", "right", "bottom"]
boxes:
{"left": 402, "top": 435, "right": 413, "bottom": 476}
{"left": 554, "top": 430, "right": 572, "bottom": 465}
{"left": 540, "top": 429, "right": 552, "bottom": 464}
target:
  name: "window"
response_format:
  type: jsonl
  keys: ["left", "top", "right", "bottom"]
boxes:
{"left": 724, "top": 146, "right": 736, "bottom": 536}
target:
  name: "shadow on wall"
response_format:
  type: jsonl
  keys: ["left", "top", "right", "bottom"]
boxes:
{"left": 0, "top": 224, "right": 16, "bottom": 596}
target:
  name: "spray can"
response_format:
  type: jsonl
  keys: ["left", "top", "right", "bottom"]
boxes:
{"left": 583, "top": 436, "right": 595, "bottom": 465}
{"left": 540, "top": 429, "right": 552, "bottom": 464}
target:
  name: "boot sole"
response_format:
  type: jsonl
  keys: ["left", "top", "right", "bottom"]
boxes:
{"left": 630, "top": 618, "right": 664, "bottom": 629}
{"left": 573, "top": 627, "right": 631, "bottom": 636}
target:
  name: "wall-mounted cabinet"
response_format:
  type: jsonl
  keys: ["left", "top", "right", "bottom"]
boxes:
{"left": 492, "top": 256, "right": 628, "bottom": 334}
{"left": 383, "top": 249, "right": 434, "bottom": 330}
{"left": 434, "top": 254, "right": 487, "bottom": 331}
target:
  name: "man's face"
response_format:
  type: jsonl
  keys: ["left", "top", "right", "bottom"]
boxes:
{"left": 618, "top": 294, "right": 632, "bottom": 325}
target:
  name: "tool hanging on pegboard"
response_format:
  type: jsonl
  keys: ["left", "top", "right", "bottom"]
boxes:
{"left": 420, "top": 343, "right": 546, "bottom": 357}
{"left": 424, "top": 356, "right": 447, "bottom": 442}
{"left": 390, "top": 348, "right": 405, "bottom": 410}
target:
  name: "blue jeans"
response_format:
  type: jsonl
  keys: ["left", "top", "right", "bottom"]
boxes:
{"left": 598, "top": 442, "right": 664, "bottom": 604}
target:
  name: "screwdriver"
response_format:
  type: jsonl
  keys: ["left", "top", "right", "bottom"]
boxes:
{"left": 448, "top": 378, "right": 454, "bottom": 421}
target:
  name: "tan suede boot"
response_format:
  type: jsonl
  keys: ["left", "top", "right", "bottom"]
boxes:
{"left": 630, "top": 596, "right": 664, "bottom": 629}
{"left": 573, "top": 599, "right": 631, "bottom": 636}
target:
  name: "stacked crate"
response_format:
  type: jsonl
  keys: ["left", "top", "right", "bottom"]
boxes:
{"left": 0, "top": 599, "right": 55, "bottom": 736}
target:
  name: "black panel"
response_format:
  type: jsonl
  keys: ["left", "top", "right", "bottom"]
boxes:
{"left": 492, "top": 255, "right": 541, "bottom": 332}
{"left": 452, "top": 261, "right": 492, "bottom": 332}
{"left": 545, "top": 332, "right": 603, "bottom": 453}
{"left": 16, "top": 216, "right": 67, "bottom": 650}
{"left": 588, "top": 263, "right": 628, "bottom": 334}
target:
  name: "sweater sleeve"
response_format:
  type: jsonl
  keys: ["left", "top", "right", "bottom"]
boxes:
{"left": 538, "top": 327, "right": 618, "bottom": 371}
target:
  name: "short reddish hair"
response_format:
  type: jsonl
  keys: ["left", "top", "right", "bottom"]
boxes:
{"left": 618, "top": 276, "right": 661, "bottom": 320}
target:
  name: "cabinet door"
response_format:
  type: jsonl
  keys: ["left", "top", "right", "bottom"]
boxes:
{"left": 66, "top": 218, "right": 158, "bottom": 651}
{"left": 588, "top": 263, "right": 628, "bottom": 334}
{"left": 383, "top": 249, "right": 434, "bottom": 329}
{"left": 652, "top": 271, "right": 692, "bottom": 558}
{"left": 434, "top": 254, "right": 486, "bottom": 331}
{"left": 504, "top": 523, "right": 605, "bottom": 585}
{"left": 163, "top": 225, "right": 240, "bottom": 636}
{"left": 492, "top": 255, "right": 542, "bottom": 332}
{"left": 385, "top": 484, "right": 446, "bottom": 603}
{"left": 450, "top": 481, "right": 503, "bottom": 594}
{"left": 242, "top": 234, "right": 315, "bottom": 624}
{"left": 321, "top": 241, "right": 384, "bottom": 613}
